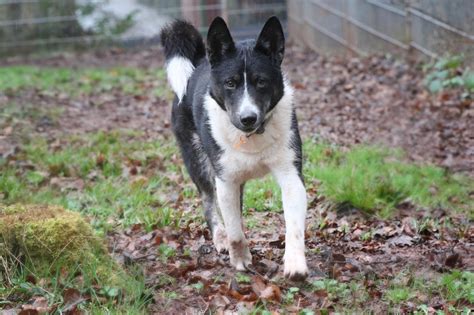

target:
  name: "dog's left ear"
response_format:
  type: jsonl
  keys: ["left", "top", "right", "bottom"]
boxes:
{"left": 255, "top": 16, "right": 285, "bottom": 65}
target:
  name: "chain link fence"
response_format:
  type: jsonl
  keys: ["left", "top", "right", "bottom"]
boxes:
{"left": 0, "top": 0, "right": 287, "bottom": 57}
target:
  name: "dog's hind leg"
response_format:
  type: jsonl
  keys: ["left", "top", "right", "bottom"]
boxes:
{"left": 172, "top": 105, "right": 228, "bottom": 252}
{"left": 201, "top": 191, "right": 228, "bottom": 252}
{"left": 178, "top": 138, "right": 228, "bottom": 252}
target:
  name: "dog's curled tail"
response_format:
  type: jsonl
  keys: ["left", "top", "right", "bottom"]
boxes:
{"left": 160, "top": 20, "right": 205, "bottom": 103}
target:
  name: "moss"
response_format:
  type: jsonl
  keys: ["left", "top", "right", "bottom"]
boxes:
{"left": 0, "top": 204, "right": 111, "bottom": 277}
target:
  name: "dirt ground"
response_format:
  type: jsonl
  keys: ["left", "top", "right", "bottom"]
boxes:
{"left": 1, "top": 44, "right": 473, "bottom": 314}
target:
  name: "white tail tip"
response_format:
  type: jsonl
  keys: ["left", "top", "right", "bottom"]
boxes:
{"left": 166, "top": 56, "right": 195, "bottom": 103}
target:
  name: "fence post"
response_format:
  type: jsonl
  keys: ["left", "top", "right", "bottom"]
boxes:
{"left": 404, "top": 0, "right": 413, "bottom": 59}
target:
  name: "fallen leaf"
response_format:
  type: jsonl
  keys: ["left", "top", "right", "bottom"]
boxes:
{"left": 20, "top": 296, "right": 50, "bottom": 314}
{"left": 259, "top": 284, "right": 282, "bottom": 302}
{"left": 388, "top": 235, "right": 414, "bottom": 246}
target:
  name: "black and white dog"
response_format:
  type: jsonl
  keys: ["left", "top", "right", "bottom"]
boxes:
{"left": 160, "top": 16, "right": 308, "bottom": 280}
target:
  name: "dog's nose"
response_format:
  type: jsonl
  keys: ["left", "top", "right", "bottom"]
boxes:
{"left": 240, "top": 112, "right": 258, "bottom": 127}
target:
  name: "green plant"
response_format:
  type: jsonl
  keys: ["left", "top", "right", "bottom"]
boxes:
{"left": 440, "top": 270, "right": 474, "bottom": 303}
{"left": 284, "top": 287, "right": 300, "bottom": 304}
{"left": 0, "top": 66, "right": 167, "bottom": 97}
{"left": 424, "top": 55, "right": 474, "bottom": 93}
{"left": 385, "top": 287, "right": 411, "bottom": 304}
{"left": 235, "top": 273, "right": 251, "bottom": 284}
{"left": 158, "top": 244, "right": 176, "bottom": 263}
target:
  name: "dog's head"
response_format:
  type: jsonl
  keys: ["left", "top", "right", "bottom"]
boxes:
{"left": 207, "top": 16, "right": 285, "bottom": 133}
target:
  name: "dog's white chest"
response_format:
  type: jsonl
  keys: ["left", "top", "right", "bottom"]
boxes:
{"left": 204, "top": 82, "right": 296, "bottom": 183}
{"left": 217, "top": 127, "right": 295, "bottom": 182}
{"left": 219, "top": 140, "right": 274, "bottom": 182}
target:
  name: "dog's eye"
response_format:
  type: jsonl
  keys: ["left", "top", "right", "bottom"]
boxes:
{"left": 224, "top": 79, "right": 236, "bottom": 89}
{"left": 256, "top": 78, "right": 267, "bottom": 88}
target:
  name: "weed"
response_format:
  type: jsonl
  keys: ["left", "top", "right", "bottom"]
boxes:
{"left": 158, "top": 244, "right": 176, "bottom": 263}
{"left": 312, "top": 279, "right": 350, "bottom": 300}
{"left": 190, "top": 282, "right": 204, "bottom": 292}
{"left": 235, "top": 272, "right": 251, "bottom": 284}
{"left": 284, "top": 287, "right": 300, "bottom": 304}
{"left": 440, "top": 270, "right": 474, "bottom": 304}
{"left": 423, "top": 55, "right": 474, "bottom": 94}
{"left": 385, "top": 287, "right": 411, "bottom": 304}
{"left": 360, "top": 230, "right": 374, "bottom": 241}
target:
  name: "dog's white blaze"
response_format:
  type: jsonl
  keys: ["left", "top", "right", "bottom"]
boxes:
{"left": 166, "top": 56, "right": 195, "bottom": 102}
{"left": 238, "top": 71, "right": 259, "bottom": 117}
{"left": 204, "top": 78, "right": 308, "bottom": 275}
{"left": 204, "top": 79, "right": 294, "bottom": 158}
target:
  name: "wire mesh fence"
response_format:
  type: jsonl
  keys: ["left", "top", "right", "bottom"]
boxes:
{"left": 0, "top": 0, "right": 287, "bottom": 57}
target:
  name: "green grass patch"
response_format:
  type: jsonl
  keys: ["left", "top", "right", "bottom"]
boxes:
{"left": 0, "top": 131, "right": 184, "bottom": 233}
{"left": 304, "top": 141, "right": 473, "bottom": 217}
{"left": 0, "top": 255, "right": 151, "bottom": 314}
{"left": 441, "top": 270, "right": 474, "bottom": 304}
{"left": 309, "top": 278, "right": 369, "bottom": 311}
{"left": 244, "top": 177, "right": 282, "bottom": 213}
{"left": 0, "top": 65, "right": 168, "bottom": 97}
{"left": 385, "top": 287, "right": 411, "bottom": 304}
{"left": 382, "top": 270, "right": 474, "bottom": 312}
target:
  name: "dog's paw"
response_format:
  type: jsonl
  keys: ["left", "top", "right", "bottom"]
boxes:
{"left": 284, "top": 253, "right": 308, "bottom": 281}
{"left": 212, "top": 225, "right": 228, "bottom": 253}
{"left": 229, "top": 239, "right": 252, "bottom": 271}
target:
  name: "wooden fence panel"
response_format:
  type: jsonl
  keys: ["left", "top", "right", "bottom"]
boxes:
{"left": 289, "top": 0, "right": 474, "bottom": 65}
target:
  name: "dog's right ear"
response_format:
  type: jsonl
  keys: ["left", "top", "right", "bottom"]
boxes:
{"left": 207, "top": 17, "right": 235, "bottom": 65}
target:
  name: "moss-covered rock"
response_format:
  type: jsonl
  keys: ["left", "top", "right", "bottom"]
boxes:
{"left": 0, "top": 204, "right": 108, "bottom": 276}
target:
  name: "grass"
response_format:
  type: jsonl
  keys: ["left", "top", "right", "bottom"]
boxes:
{"left": 441, "top": 270, "right": 474, "bottom": 304}
{"left": 383, "top": 269, "right": 474, "bottom": 311}
{"left": 304, "top": 142, "right": 473, "bottom": 218}
{"left": 304, "top": 271, "right": 474, "bottom": 313}
{"left": 0, "top": 65, "right": 169, "bottom": 97}
{"left": 244, "top": 177, "right": 282, "bottom": 213}
{"left": 0, "top": 253, "right": 151, "bottom": 314}
{"left": 1, "top": 130, "right": 185, "bottom": 234}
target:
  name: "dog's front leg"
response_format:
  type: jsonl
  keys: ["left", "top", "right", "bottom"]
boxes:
{"left": 215, "top": 178, "right": 252, "bottom": 270}
{"left": 273, "top": 169, "right": 308, "bottom": 280}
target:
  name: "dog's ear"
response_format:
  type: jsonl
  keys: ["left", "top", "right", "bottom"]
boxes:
{"left": 207, "top": 17, "right": 235, "bottom": 65}
{"left": 255, "top": 16, "right": 285, "bottom": 65}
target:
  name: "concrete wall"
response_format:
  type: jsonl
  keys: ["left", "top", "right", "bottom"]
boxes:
{"left": 288, "top": 0, "right": 474, "bottom": 65}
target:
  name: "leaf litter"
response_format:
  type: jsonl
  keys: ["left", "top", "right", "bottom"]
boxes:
{"left": 0, "top": 44, "right": 473, "bottom": 313}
